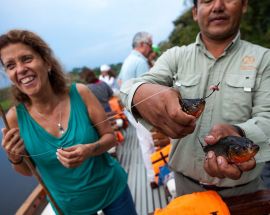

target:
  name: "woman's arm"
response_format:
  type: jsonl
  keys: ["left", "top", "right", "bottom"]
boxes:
{"left": 77, "top": 83, "right": 116, "bottom": 153}
{"left": 56, "top": 84, "right": 116, "bottom": 168}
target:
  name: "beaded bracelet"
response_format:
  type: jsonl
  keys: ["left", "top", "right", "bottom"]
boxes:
{"left": 8, "top": 157, "right": 23, "bottom": 165}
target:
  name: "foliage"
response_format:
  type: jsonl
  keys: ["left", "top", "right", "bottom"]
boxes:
{"left": 240, "top": 0, "right": 270, "bottom": 48}
{"left": 0, "top": 87, "right": 12, "bottom": 110}
{"left": 67, "top": 62, "right": 123, "bottom": 83}
{"left": 0, "top": 99, "right": 12, "bottom": 112}
{"left": 0, "top": 87, "right": 11, "bottom": 101}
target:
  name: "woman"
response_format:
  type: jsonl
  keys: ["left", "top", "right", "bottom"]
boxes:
{"left": 0, "top": 30, "right": 137, "bottom": 215}
{"left": 80, "top": 67, "right": 113, "bottom": 112}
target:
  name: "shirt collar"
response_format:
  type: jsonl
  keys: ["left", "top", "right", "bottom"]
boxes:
{"left": 131, "top": 49, "right": 148, "bottom": 61}
{"left": 195, "top": 31, "right": 241, "bottom": 57}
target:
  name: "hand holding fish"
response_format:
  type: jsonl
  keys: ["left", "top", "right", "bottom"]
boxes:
{"left": 203, "top": 124, "right": 258, "bottom": 180}
{"left": 133, "top": 84, "right": 196, "bottom": 139}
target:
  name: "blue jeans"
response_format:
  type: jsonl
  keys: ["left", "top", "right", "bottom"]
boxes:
{"left": 102, "top": 185, "right": 137, "bottom": 215}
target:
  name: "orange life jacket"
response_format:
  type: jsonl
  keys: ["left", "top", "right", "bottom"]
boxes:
{"left": 154, "top": 190, "right": 230, "bottom": 215}
{"left": 108, "top": 96, "right": 129, "bottom": 129}
{"left": 151, "top": 144, "right": 171, "bottom": 184}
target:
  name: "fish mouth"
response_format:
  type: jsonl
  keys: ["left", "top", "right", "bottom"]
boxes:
{"left": 228, "top": 144, "right": 260, "bottom": 164}
{"left": 252, "top": 144, "right": 260, "bottom": 152}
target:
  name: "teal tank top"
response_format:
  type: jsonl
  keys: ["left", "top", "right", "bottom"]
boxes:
{"left": 16, "top": 83, "right": 127, "bottom": 214}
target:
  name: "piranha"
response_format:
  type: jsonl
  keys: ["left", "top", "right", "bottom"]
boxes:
{"left": 201, "top": 136, "right": 260, "bottom": 164}
{"left": 179, "top": 82, "right": 220, "bottom": 118}
{"left": 179, "top": 98, "right": 206, "bottom": 118}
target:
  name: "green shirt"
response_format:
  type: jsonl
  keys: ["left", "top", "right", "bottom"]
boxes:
{"left": 121, "top": 33, "right": 270, "bottom": 187}
{"left": 17, "top": 83, "right": 127, "bottom": 215}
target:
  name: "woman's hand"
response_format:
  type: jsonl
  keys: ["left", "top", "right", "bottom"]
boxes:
{"left": 56, "top": 143, "right": 99, "bottom": 168}
{"left": 1, "top": 127, "right": 25, "bottom": 163}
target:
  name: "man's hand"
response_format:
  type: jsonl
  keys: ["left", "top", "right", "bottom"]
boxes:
{"left": 203, "top": 124, "right": 256, "bottom": 180}
{"left": 133, "top": 84, "right": 196, "bottom": 138}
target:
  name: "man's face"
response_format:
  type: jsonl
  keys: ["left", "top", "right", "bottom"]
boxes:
{"left": 192, "top": 0, "right": 248, "bottom": 41}
{"left": 141, "top": 40, "right": 153, "bottom": 58}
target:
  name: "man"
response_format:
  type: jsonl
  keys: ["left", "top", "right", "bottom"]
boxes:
{"left": 121, "top": 0, "right": 270, "bottom": 197}
{"left": 118, "top": 32, "right": 153, "bottom": 86}
{"left": 118, "top": 32, "right": 159, "bottom": 188}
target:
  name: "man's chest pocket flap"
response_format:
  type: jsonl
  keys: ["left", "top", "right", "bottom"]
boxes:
{"left": 225, "top": 74, "right": 256, "bottom": 91}
{"left": 175, "top": 74, "right": 200, "bottom": 87}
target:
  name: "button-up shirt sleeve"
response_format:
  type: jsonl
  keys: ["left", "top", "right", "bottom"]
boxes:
{"left": 120, "top": 47, "right": 182, "bottom": 114}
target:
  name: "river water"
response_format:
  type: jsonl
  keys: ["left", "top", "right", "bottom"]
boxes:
{"left": 0, "top": 119, "right": 37, "bottom": 215}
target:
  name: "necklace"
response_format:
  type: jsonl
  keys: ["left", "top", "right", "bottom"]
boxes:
{"left": 57, "top": 110, "right": 65, "bottom": 135}
{"left": 32, "top": 103, "right": 65, "bottom": 135}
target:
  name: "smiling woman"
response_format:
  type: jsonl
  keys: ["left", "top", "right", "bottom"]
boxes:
{"left": 0, "top": 29, "right": 137, "bottom": 215}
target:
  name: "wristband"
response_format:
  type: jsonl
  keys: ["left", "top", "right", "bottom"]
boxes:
{"left": 8, "top": 157, "right": 23, "bottom": 165}
{"left": 232, "top": 125, "right": 246, "bottom": 137}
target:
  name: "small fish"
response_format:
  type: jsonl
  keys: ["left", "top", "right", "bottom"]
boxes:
{"left": 179, "top": 82, "right": 220, "bottom": 118}
{"left": 202, "top": 136, "right": 260, "bottom": 163}
{"left": 179, "top": 98, "right": 205, "bottom": 118}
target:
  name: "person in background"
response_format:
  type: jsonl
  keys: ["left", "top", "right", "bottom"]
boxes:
{"left": 81, "top": 67, "right": 113, "bottom": 112}
{"left": 0, "top": 29, "right": 137, "bottom": 215}
{"left": 118, "top": 31, "right": 158, "bottom": 188}
{"left": 147, "top": 44, "right": 161, "bottom": 68}
{"left": 121, "top": 0, "right": 270, "bottom": 198}
{"left": 99, "top": 64, "right": 114, "bottom": 88}
{"left": 99, "top": 64, "right": 120, "bottom": 96}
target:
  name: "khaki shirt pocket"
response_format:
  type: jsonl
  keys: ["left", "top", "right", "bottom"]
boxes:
{"left": 174, "top": 74, "right": 201, "bottom": 99}
{"left": 222, "top": 73, "right": 256, "bottom": 122}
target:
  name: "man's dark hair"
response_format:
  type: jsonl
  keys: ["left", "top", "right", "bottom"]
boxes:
{"left": 194, "top": 0, "right": 197, "bottom": 6}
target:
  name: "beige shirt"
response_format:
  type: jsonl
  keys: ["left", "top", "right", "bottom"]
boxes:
{"left": 120, "top": 33, "right": 270, "bottom": 187}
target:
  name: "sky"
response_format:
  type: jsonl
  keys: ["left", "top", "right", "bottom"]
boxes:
{"left": 0, "top": 0, "right": 192, "bottom": 88}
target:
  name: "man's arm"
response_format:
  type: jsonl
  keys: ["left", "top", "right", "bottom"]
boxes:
{"left": 120, "top": 47, "right": 196, "bottom": 138}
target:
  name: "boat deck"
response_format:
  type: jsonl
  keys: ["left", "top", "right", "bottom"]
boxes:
{"left": 117, "top": 126, "right": 168, "bottom": 215}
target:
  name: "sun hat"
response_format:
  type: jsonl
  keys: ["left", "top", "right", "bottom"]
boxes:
{"left": 100, "top": 64, "right": 111, "bottom": 72}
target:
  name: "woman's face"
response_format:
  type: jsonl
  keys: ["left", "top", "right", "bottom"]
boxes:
{"left": 1, "top": 43, "right": 50, "bottom": 98}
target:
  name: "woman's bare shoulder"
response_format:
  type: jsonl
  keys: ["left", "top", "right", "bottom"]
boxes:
{"left": 5, "top": 106, "right": 18, "bottom": 128}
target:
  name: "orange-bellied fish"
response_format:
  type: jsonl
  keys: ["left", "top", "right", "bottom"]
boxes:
{"left": 202, "top": 136, "right": 260, "bottom": 164}
{"left": 179, "top": 82, "right": 220, "bottom": 118}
